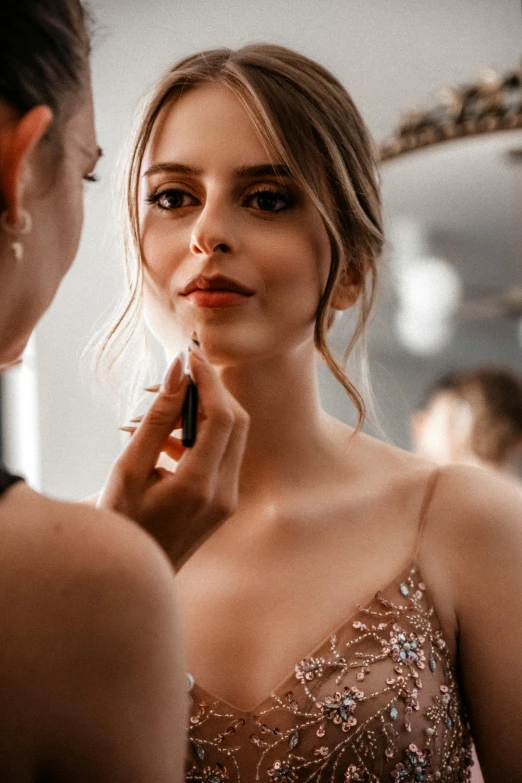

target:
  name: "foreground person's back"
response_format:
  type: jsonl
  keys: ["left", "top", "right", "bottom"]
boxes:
{"left": 0, "top": 468, "right": 186, "bottom": 781}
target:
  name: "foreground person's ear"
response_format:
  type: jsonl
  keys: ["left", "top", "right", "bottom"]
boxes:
{"left": 0, "top": 104, "right": 53, "bottom": 227}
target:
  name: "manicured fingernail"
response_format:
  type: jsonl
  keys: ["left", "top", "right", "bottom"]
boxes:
{"left": 144, "top": 384, "right": 161, "bottom": 393}
{"left": 119, "top": 426, "right": 136, "bottom": 433}
{"left": 130, "top": 415, "right": 144, "bottom": 423}
{"left": 161, "top": 354, "right": 184, "bottom": 393}
{"left": 188, "top": 339, "right": 207, "bottom": 363}
{"left": 174, "top": 349, "right": 187, "bottom": 375}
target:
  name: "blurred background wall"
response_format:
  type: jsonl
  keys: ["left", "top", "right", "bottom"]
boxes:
{"left": 2, "top": 0, "right": 520, "bottom": 498}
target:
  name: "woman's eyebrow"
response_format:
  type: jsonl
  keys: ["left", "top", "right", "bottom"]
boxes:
{"left": 143, "top": 162, "right": 292, "bottom": 179}
{"left": 143, "top": 162, "right": 203, "bottom": 177}
{"left": 235, "top": 164, "right": 292, "bottom": 179}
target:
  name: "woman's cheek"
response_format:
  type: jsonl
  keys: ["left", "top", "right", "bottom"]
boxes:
{"left": 143, "top": 284, "right": 186, "bottom": 350}
{"left": 141, "top": 228, "right": 180, "bottom": 285}
{"left": 264, "top": 230, "right": 328, "bottom": 297}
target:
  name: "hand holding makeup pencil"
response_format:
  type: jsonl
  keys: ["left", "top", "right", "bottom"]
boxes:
{"left": 97, "top": 341, "right": 249, "bottom": 570}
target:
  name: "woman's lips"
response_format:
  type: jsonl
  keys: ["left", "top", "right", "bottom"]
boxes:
{"left": 184, "top": 290, "right": 252, "bottom": 308}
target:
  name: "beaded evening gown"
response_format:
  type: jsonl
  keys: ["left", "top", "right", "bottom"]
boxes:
{"left": 185, "top": 472, "right": 474, "bottom": 782}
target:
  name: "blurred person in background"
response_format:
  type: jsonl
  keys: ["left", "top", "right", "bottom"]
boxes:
{"left": 411, "top": 366, "right": 522, "bottom": 482}
{"left": 0, "top": 1, "right": 248, "bottom": 779}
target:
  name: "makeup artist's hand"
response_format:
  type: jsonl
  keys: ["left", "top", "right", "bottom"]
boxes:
{"left": 97, "top": 349, "right": 249, "bottom": 570}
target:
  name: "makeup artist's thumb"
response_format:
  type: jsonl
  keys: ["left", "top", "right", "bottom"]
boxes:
{"left": 121, "top": 355, "right": 187, "bottom": 472}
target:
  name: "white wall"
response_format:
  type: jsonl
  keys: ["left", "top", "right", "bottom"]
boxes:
{"left": 3, "top": 0, "right": 520, "bottom": 498}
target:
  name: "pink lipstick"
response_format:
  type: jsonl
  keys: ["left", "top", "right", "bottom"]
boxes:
{"left": 181, "top": 274, "right": 254, "bottom": 309}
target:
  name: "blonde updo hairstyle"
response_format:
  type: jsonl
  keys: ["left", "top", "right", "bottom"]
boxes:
{"left": 96, "top": 44, "right": 384, "bottom": 426}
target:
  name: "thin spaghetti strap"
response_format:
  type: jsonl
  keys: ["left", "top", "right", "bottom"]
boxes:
{"left": 413, "top": 468, "right": 441, "bottom": 560}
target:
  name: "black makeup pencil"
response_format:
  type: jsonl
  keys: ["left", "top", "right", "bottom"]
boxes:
{"left": 181, "top": 333, "right": 199, "bottom": 447}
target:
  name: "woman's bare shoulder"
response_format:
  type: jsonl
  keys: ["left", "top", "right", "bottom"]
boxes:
{"left": 0, "top": 481, "right": 176, "bottom": 623}
{"left": 1, "top": 480, "right": 161, "bottom": 549}
{"left": 423, "top": 469, "right": 522, "bottom": 774}
{"left": 414, "top": 463, "right": 522, "bottom": 621}
{"left": 347, "top": 432, "right": 522, "bottom": 578}
{"left": 426, "top": 462, "right": 522, "bottom": 550}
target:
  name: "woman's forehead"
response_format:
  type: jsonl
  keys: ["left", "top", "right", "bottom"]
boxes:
{"left": 146, "top": 83, "right": 277, "bottom": 173}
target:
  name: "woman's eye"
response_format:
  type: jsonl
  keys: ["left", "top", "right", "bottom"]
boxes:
{"left": 244, "top": 189, "right": 291, "bottom": 213}
{"left": 147, "top": 189, "right": 197, "bottom": 211}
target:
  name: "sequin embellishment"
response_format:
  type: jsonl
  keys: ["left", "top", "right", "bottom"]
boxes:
{"left": 185, "top": 565, "right": 473, "bottom": 782}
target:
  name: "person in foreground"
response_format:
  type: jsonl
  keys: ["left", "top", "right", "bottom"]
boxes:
{"left": 411, "top": 366, "right": 522, "bottom": 482}
{"left": 104, "top": 45, "right": 522, "bottom": 781}
{"left": 0, "top": 2, "right": 248, "bottom": 780}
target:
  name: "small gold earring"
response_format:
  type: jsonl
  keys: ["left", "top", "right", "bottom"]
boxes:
{"left": 0, "top": 209, "right": 32, "bottom": 262}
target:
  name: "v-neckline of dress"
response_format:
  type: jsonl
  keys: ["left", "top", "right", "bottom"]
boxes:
{"left": 188, "top": 558, "right": 438, "bottom": 715}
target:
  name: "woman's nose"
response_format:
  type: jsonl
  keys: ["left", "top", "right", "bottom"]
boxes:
{"left": 189, "top": 202, "right": 233, "bottom": 257}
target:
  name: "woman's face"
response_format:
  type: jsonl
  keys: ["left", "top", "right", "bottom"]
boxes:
{"left": 37, "top": 89, "right": 100, "bottom": 285}
{"left": 1, "top": 86, "right": 100, "bottom": 367}
{"left": 140, "top": 83, "right": 332, "bottom": 365}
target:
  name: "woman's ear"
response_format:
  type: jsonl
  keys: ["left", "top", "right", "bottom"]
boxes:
{"left": 0, "top": 104, "right": 53, "bottom": 226}
{"left": 330, "top": 266, "right": 361, "bottom": 311}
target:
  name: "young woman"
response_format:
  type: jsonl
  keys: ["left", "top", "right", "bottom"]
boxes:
{"left": 104, "top": 45, "right": 522, "bottom": 781}
{"left": 0, "top": 2, "right": 247, "bottom": 779}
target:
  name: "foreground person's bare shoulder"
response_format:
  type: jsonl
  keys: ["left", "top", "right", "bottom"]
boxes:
{"left": 0, "top": 481, "right": 177, "bottom": 597}
{"left": 0, "top": 484, "right": 186, "bottom": 782}
{"left": 425, "top": 465, "right": 522, "bottom": 780}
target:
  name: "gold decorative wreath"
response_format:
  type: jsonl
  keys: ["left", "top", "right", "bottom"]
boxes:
{"left": 378, "top": 61, "right": 522, "bottom": 162}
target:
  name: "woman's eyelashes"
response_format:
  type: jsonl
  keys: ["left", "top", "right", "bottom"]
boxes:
{"left": 145, "top": 184, "right": 294, "bottom": 214}
{"left": 83, "top": 172, "right": 99, "bottom": 184}
{"left": 146, "top": 188, "right": 198, "bottom": 211}
{"left": 243, "top": 187, "right": 293, "bottom": 213}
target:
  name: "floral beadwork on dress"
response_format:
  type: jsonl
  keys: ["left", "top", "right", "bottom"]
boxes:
{"left": 317, "top": 686, "right": 365, "bottom": 733}
{"left": 185, "top": 564, "right": 473, "bottom": 782}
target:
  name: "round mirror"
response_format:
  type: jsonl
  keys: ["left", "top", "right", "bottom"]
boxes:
{"left": 349, "top": 64, "right": 522, "bottom": 448}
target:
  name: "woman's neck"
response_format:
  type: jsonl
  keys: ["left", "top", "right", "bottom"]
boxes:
{"left": 216, "top": 344, "right": 350, "bottom": 501}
